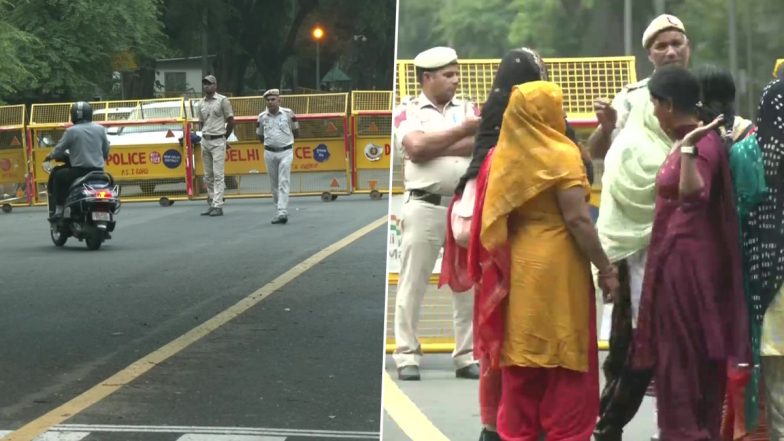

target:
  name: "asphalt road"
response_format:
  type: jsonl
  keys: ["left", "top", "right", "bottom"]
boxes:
{"left": 0, "top": 195, "right": 389, "bottom": 440}
{"left": 382, "top": 352, "right": 658, "bottom": 441}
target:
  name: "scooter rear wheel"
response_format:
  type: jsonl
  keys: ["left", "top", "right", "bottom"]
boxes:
{"left": 85, "top": 226, "right": 103, "bottom": 250}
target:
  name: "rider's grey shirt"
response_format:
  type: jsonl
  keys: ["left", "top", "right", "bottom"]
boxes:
{"left": 51, "top": 122, "right": 110, "bottom": 168}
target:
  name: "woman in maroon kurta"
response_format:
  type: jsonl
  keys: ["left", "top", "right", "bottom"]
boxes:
{"left": 632, "top": 66, "right": 750, "bottom": 440}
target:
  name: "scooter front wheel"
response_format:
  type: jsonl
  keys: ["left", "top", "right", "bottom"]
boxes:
{"left": 50, "top": 223, "right": 68, "bottom": 247}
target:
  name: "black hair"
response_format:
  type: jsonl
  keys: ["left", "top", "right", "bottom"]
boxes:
{"left": 648, "top": 65, "right": 701, "bottom": 114}
{"left": 695, "top": 65, "right": 737, "bottom": 150}
{"left": 454, "top": 48, "right": 544, "bottom": 194}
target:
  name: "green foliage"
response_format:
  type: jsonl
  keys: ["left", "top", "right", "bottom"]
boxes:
{"left": 1, "top": 0, "right": 168, "bottom": 103}
{"left": 397, "top": 0, "right": 783, "bottom": 116}
{"left": 0, "top": 0, "right": 395, "bottom": 102}
{"left": 508, "top": 0, "right": 584, "bottom": 57}
{"left": 396, "top": 2, "right": 442, "bottom": 58}
{"left": 0, "top": 20, "right": 38, "bottom": 103}
{"left": 305, "top": 0, "right": 397, "bottom": 89}
{"left": 669, "top": 0, "right": 784, "bottom": 116}
{"left": 435, "top": 0, "right": 519, "bottom": 58}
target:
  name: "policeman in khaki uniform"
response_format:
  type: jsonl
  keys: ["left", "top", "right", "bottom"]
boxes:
{"left": 256, "top": 88, "right": 299, "bottom": 224}
{"left": 392, "top": 47, "right": 481, "bottom": 381}
{"left": 587, "top": 14, "right": 691, "bottom": 441}
{"left": 198, "top": 75, "right": 235, "bottom": 217}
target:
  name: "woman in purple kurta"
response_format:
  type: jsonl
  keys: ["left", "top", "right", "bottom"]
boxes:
{"left": 632, "top": 66, "right": 750, "bottom": 440}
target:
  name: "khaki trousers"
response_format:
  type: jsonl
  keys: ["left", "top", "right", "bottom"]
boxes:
{"left": 201, "top": 137, "right": 226, "bottom": 208}
{"left": 393, "top": 196, "right": 474, "bottom": 369}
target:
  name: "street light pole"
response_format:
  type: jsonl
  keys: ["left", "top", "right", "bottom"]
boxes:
{"left": 728, "top": 0, "right": 739, "bottom": 109}
{"left": 316, "top": 40, "right": 320, "bottom": 91}
{"left": 624, "top": 0, "right": 632, "bottom": 55}
{"left": 312, "top": 26, "right": 324, "bottom": 91}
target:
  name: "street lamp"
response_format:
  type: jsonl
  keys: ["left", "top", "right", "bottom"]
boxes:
{"left": 312, "top": 25, "right": 325, "bottom": 90}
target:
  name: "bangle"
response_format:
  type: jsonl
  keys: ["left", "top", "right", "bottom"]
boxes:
{"left": 681, "top": 144, "right": 698, "bottom": 156}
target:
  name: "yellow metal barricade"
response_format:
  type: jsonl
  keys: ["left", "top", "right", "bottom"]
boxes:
{"left": 351, "top": 91, "right": 395, "bottom": 198}
{"left": 0, "top": 105, "right": 30, "bottom": 212}
{"left": 396, "top": 56, "right": 636, "bottom": 119}
{"left": 29, "top": 98, "right": 192, "bottom": 206}
{"left": 387, "top": 56, "right": 637, "bottom": 352}
{"left": 191, "top": 93, "right": 352, "bottom": 201}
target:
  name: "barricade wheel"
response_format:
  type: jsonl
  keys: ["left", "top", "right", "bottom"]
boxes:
{"left": 370, "top": 190, "right": 382, "bottom": 200}
{"left": 2, "top": 204, "right": 11, "bottom": 213}
{"left": 159, "top": 197, "right": 174, "bottom": 207}
{"left": 321, "top": 192, "right": 333, "bottom": 202}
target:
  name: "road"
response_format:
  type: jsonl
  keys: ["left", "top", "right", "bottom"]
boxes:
{"left": 0, "top": 195, "right": 388, "bottom": 440}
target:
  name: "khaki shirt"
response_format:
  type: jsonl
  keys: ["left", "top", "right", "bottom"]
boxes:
{"left": 256, "top": 107, "right": 298, "bottom": 148}
{"left": 609, "top": 77, "right": 650, "bottom": 141}
{"left": 198, "top": 93, "right": 234, "bottom": 136}
{"left": 393, "top": 93, "right": 476, "bottom": 196}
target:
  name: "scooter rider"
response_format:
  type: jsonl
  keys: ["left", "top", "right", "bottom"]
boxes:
{"left": 45, "top": 101, "right": 110, "bottom": 219}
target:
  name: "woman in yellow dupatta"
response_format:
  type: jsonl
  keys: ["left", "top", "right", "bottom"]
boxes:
{"left": 481, "top": 81, "right": 618, "bottom": 440}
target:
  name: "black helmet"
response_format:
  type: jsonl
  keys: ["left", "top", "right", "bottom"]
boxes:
{"left": 70, "top": 101, "right": 93, "bottom": 124}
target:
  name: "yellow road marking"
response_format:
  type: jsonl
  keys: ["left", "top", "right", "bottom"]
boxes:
{"left": 2, "top": 216, "right": 388, "bottom": 441}
{"left": 382, "top": 372, "right": 450, "bottom": 441}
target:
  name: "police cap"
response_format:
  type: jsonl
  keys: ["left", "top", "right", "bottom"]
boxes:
{"left": 642, "top": 14, "right": 686, "bottom": 49}
{"left": 413, "top": 47, "right": 458, "bottom": 69}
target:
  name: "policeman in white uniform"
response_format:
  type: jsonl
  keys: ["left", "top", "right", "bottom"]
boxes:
{"left": 257, "top": 88, "right": 299, "bottom": 224}
{"left": 392, "top": 47, "right": 481, "bottom": 381}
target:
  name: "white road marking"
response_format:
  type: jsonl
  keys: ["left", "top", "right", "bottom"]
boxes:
{"left": 57, "top": 424, "right": 378, "bottom": 439}
{"left": 177, "top": 435, "right": 285, "bottom": 441}
{"left": 0, "top": 433, "right": 88, "bottom": 441}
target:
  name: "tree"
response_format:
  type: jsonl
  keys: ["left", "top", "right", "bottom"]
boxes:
{"left": 436, "top": 0, "right": 519, "bottom": 58}
{"left": 162, "top": 0, "right": 320, "bottom": 95}
{"left": 162, "top": 0, "right": 395, "bottom": 94}
{"left": 0, "top": 0, "right": 168, "bottom": 103}
{"left": 669, "top": 0, "right": 784, "bottom": 117}
{"left": 396, "top": 0, "right": 784, "bottom": 115}
{"left": 0, "top": 18, "right": 37, "bottom": 103}
{"left": 397, "top": 1, "right": 443, "bottom": 59}
{"left": 299, "top": 0, "right": 397, "bottom": 90}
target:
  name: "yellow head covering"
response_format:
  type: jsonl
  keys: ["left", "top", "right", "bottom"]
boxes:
{"left": 481, "top": 81, "right": 587, "bottom": 250}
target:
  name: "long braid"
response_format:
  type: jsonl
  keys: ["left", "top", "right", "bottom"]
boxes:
{"left": 695, "top": 65, "right": 738, "bottom": 152}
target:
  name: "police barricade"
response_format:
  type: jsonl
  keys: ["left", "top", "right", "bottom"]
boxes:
{"left": 29, "top": 98, "right": 192, "bottom": 207}
{"left": 0, "top": 105, "right": 30, "bottom": 213}
{"left": 190, "top": 93, "right": 351, "bottom": 202}
{"left": 350, "top": 91, "right": 396, "bottom": 199}
{"left": 386, "top": 56, "right": 638, "bottom": 353}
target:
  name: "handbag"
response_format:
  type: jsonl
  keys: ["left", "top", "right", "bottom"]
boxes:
{"left": 451, "top": 178, "right": 477, "bottom": 247}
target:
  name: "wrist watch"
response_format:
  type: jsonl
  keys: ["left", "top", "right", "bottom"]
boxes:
{"left": 680, "top": 144, "right": 698, "bottom": 156}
